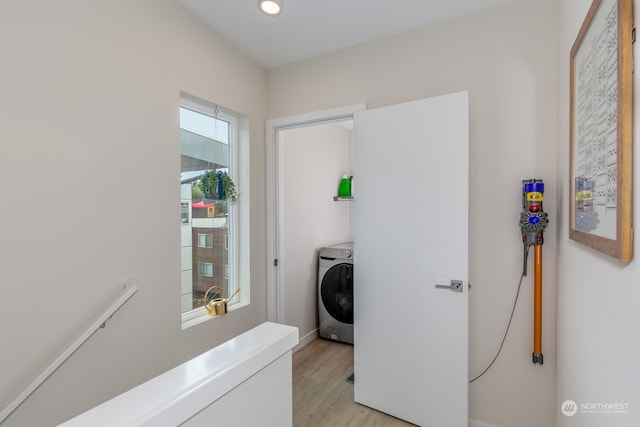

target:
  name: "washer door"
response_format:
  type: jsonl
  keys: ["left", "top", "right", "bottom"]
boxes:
{"left": 320, "top": 263, "right": 353, "bottom": 324}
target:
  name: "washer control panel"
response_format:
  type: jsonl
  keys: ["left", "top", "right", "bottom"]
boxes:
{"left": 319, "top": 242, "right": 354, "bottom": 261}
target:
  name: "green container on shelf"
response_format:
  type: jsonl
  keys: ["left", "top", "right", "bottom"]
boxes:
{"left": 338, "top": 175, "right": 353, "bottom": 197}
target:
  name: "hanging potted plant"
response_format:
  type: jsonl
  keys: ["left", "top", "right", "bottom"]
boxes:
{"left": 199, "top": 170, "right": 239, "bottom": 204}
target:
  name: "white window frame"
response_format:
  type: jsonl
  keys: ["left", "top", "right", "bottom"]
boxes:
{"left": 197, "top": 233, "right": 213, "bottom": 248}
{"left": 180, "top": 92, "right": 248, "bottom": 329}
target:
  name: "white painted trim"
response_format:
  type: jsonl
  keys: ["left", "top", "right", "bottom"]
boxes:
{"left": 1, "top": 278, "right": 138, "bottom": 425}
{"left": 59, "top": 322, "right": 299, "bottom": 427}
{"left": 469, "top": 419, "right": 498, "bottom": 427}
{"left": 293, "top": 328, "right": 319, "bottom": 353}
{"left": 181, "top": 301, "right": 250, "bottom": 330}
{"left": 265, "top": 104, "right": 366, "bottom": 324}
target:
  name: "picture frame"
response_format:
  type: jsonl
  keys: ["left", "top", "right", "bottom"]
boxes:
{"left": 569, "top": 0, "right": 633, "bottom": 261}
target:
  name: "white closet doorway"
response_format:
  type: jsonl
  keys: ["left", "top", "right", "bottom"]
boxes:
{"left": 267, "top": 92, "right": 469, "bottom": 426}
{"left": 266, "top": 104, "right": 365, "bottom": 346}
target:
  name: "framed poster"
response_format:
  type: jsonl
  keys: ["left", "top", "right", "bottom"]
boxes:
{"left": 570, "top": 0, "right": 633, "bottom": 261}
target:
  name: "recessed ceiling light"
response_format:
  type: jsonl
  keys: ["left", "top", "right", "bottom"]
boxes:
{"left": 258, "top": 0, "right": 283, "bottom": 17}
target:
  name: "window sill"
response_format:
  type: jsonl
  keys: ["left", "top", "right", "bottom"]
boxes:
{"left": 181, "top": 301, "right": 250, "bottom": 330}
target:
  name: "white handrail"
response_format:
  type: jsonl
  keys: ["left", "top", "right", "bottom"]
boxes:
{"left": 0, "top": 278, "right": 138, "bottom": 425}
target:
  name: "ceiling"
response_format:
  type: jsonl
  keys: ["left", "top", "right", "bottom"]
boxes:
{"left": 177, "top": 0, "right": 521, "bottom": 69}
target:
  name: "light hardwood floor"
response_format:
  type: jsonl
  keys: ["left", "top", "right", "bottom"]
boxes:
{"left": 293, "top": 338, "right": 416, "bottom": 427}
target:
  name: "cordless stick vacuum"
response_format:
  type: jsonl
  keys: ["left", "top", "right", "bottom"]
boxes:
{"left": 519, "top": 179, "right": 549, "bottom": 365}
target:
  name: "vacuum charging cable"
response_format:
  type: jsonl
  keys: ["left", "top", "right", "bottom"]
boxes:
{"left": 468, "top": 271, "right": 525, "bottom": 383}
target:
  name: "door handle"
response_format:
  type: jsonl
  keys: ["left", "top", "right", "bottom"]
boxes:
{"left": 435, "top": 280, "right": 463, "bottom": 293}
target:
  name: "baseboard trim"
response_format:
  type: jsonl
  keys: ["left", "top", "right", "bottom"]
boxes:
{"left": 293, "top": 328, "right": 318, "bottom": 353}
{"left": 469, "top": 419, "right": 498, "bottom": 427}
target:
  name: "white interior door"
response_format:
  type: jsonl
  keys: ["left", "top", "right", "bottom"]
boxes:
{"left": 353, "top": 92, "right": 469, "bottom": 426}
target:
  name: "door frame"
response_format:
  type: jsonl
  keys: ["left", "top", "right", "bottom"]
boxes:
{"left": 265, "top": 104, "right": 366, "bottom": 324}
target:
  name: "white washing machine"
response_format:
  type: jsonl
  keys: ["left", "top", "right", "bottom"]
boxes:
{"left": 318, "top": 242, "right": 354, "bottom": 344}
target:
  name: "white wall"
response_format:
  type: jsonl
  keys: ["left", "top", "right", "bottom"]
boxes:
{"left": 267, "top": 1, "right": 558, "bottom": 426}
{"left": 0, "top": 1, "right": 267, "bottom": 426}
{"left": 280, "top": 122, "right": 353, "bottom": 343}
{"left": 557, "top": 1, "right": 640, "bottom": 426}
